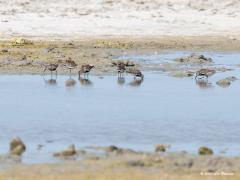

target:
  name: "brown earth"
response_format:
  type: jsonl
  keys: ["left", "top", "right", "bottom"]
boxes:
{"left": 0, "top": 36, "right": 240, "bottom": 75}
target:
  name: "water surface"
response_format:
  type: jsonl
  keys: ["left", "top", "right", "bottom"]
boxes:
{"left": 0, "top": 52, "right": 240, "bottom": 163}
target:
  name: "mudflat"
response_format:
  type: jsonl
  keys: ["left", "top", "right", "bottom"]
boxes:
{"left": 0, "top": 36, "right": 240, "bottom": 75}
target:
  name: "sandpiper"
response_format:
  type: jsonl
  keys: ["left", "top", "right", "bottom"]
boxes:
{"left": 78, "top": 64, "right": 94, "bottom": 78}
{"left": 195, "top": 69, "right": 216, "bottom": 79}
{"left": 64, "top": 58, "right": 77, "bottom": 75}
{"left": 43, "top": 63, "right": 58, "bottom": 75}
{"left": 127, "top": 68, "right": 144, "bottom": 79}
{"left": 117, "top": 62, "right": 126, "bottom": 77}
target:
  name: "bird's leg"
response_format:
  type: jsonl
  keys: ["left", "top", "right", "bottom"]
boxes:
{"left": 43, "top": 68, "right": 46, "bottom": 75}
{"left": 195, "top": 73, "right": 198, "bottom": 79}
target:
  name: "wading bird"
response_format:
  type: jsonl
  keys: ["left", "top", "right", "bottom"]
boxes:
{"left": 195, "top": 69, "right": 216, "bottom": 79}
{"left": 127, "top": 68, "right": 144, "bottom": 79}
{"left": 117, "top": 62, "right": 126, "bottom": 77}
{"left": 78, "top": 64, "right": 94, "bottom": 78}
{"left": 43, "top": 63, "right": 58, "bottom": 76}
{"left": 64, "top": 58, "right": 77, "bottom": 75}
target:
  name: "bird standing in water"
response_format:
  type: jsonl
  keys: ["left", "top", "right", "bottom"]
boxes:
{"left": 117, "top": 62, "right": 126, "bottom": 77}
{"left": 126, "top": 68, "right": 144, "bottom": 80}
{"left": 78, "top": 64, "right": 94, "bottom": 78}
{"left": 64, "top": 58, "right": 77, "bottom": 76}
{"left": 43, "top": 63, "right": 58, "bottom": 76}
{"left": 195, "top": 69, "right": 216, "bottom": 79}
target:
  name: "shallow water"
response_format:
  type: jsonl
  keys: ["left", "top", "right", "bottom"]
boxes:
{"left": 0, "top": 52, "right": 240, "bottom": 164}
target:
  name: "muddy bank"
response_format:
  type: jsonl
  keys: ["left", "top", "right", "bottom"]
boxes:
{"left": 0, "top": 36, "right": 240, "bottom": 75}
{"left": 0, "top": 145, "right": 240, "bottom": 180}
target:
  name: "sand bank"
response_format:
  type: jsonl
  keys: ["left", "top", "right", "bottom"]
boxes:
{"left": 0, "top": 36, "right": 240, "bottom": 75}
{"left": 0, "top": 0, "right": 240, "bottom": 38}
{"left": 1, "top": 150, "right": 240, "bottom": 180}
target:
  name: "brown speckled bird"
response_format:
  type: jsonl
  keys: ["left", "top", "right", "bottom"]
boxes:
{"left": 78, "top": 64, "right": 94, "bottom": 78}
{"left": 64, "top": 58, "right": 77, "bottom": 75}
{"left": 127, "top": 68, "right": 144, "bottom": 79}
{"left": 195, "top": 69, "right": 216, "bottom": 79}
{"left": 43, "top": 63, "right": 58, "bottom": 75}
{"left": 117, "top": 62, "right": 126, "bottom": 77}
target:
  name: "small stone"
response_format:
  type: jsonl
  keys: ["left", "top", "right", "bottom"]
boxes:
{"left": 175, "top": 54, "right": 212, "bottom": 64}
{"left": 11, "top": 37, "right": 33, "bottom": 46}
{"left": 1, "top": 49, "right": 8, "bottom": 53}
{"left": 225, "top": 76, "right": 237, "bottom": 81}
{"left": 216, "top": 76, "right": 237, "bottom": 87}
{"left": 127, "top": 160, "right": 145, "bottom": 167}
{"left": 106, "top": 145, "right": 119, "bottom": 153}
{"left": 198, "top": 146, "right": 213, "bottom": 155}
{"left": 169, "top": 71, "right": 193, "bottom": 78}
{"left": 53, "top": 144, "right": 77, "bottom": 157}
{"left": 10, "top": 137, "right": 26, "bottom": 156}
{"left": 155, "top": 144, "right": 166, "bottom": 152}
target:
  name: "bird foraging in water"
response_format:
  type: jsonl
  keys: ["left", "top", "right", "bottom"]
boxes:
{"left": 64, "top": 58, "right": 77, "bottom": 75}
{"left": 126, "top": 68, "right": 144, "bottom": 79}
{"left": 117, "top": 62, "right": 126, "bottom": 77}
{"left": 43, "top": 63, "right": 58, "bottom": 76}
{"left": 195, "top": 69, "right": 216, "bottom": 79}
{"left": 78, "top": 64, "right": 94, "bottom": 78}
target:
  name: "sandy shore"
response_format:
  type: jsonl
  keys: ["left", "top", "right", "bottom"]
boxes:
{"left": 1, "top": 147, "right": 240, "bottom": 180}
{"left": 0, "top": 0, "right": 240, "bottom": 38}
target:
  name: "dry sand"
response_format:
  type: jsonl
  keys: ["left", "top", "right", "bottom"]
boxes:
{"left": 1, "top": 149, "right": 240, "bottom": 180}
{"left": 0, "top": 0, "right": 240, "bottom": 38}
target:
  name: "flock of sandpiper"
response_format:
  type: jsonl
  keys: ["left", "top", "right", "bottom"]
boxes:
{"left": 43, "top": 57, "right": 217, "bottom": 88}
{"left": 43, "top": 58, "right": 144, "bottom": 80}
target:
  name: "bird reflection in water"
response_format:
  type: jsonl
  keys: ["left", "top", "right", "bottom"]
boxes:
{"left": 43, "top": 75, "right": 57, "bottom": 86}
{"left": 78, "top": 77, "right": 93, "bottom": 86}
{"left": 128, "top": 78, "right": 144, "bottom": 87}
{"left": 117, "top": 77, "right": 125, "bottom": 85}
{"left": 195, "top": 79, "right": 213, "bottom": 89}
{"left": 65, "top": 77, "right": 76, "bottom": 87}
